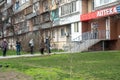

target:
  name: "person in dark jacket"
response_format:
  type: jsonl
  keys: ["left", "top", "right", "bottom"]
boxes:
{"left": 45, "top": 37, "right": 51, "bottom": 54}
{"left": 16, "top": 40, "right": 21, "bottom": 55}
{"left": 40, "top": 40, "right": 45, "bottom": 55}
{"left": 2, "top": 39, "right": 8, "bottom": 57}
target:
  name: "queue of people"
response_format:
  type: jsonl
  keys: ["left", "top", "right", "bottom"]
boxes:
{"left": 0, "top": 37, "right": 51, "bottom": 57}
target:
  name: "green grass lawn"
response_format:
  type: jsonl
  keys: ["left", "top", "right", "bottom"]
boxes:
{"left": 0, "top": 49, "right": 64, "bottom": 56}
{"left": 0, "top": 50, "right": 29, "bottom": 56}
{"left": 0, "top": 51, "right": 120, "bottom": 80}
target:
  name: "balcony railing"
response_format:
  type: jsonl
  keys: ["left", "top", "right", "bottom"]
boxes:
{"left": 0, "top": 0, "right": 5, "bottom": 6}
{"left": 73, "top": 30, "right": 110, "bottom": 41}
{"left": 4, "top": 2, "right": 13, "bottom": 10}
{"left": 33, "top": 0, "right": 39, "bottom": 3}
{"left": 14, "top": 1, "right": 31, "bottom": 14}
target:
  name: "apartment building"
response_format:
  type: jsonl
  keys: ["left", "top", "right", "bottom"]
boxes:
{"left": 0, "top": 0, "right": 82, "bottom": 51}
{"left": 2, "top": 0, "right": 119, "bottom": 51}
{"left": 51, "top": 0, "right": 82, "bottom": 49}
{"left": 80, "top": 0, "right": 120, "bottom": 51}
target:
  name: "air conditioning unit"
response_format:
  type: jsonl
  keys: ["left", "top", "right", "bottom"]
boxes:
{"left": 65, "top": 32, "right": 69, "bottom": 37}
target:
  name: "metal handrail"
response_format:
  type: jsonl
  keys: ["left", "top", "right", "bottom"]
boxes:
{"left": 73, "top": 30, "right": 110, "bottom": 41}
{"left": 64, "top": 30, "right": 110, "bottom": 52}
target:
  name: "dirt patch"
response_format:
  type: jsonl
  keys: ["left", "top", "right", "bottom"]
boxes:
{"left": 0, "top": 71, "right": 33, "bottom": 80}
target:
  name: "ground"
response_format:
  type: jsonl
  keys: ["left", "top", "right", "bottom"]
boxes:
{"left": 0, "top": 70, "right": 33, "bottom": 80}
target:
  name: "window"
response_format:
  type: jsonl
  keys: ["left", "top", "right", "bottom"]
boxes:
{"left": 33, "top": 2, "right": 39, "bottom": 13}
{"left": 95, "top": 0, "right": 117, "bottom": 7}
{"left": 7, "top": 0, "right": 11, "bottom": 4}
{"left": 60, "top": 0, "right": 65, "bottom": 4}
{"left": 72, "top": 1, "right": 76, "bottom": 12}
{"left": 20, "top": 0, "right": 25, "bottom": 5}
{"left": 43, "top": 1, "right": 49, "bottom": 12}
{"left": 92, "top": 0, "right": 94, "bottom": 10}
{"left": 25, "top": 6, "right": 33, "bottom": 15}
{"left": 32, "top": 16, "right": 40, "bottom": 25}
{"left": 61, "top": 1, "right": 76, "bottom": 16}
{"left": 19, "top": 0, "right": 29, "bottom": 5}
{"left": 61, "top": 28, "right": 65, "bottom": 36}
{"left": 74, "top": 22, "right": 79, "bottom": 32}
{"left": 45, "top": 31, "right": 48, "bottom": 37}
{"left": 41, "top": 13, "right": 50, "bottom": 22}
{"left": 52, "top": 30, "right": 55, "bottom": 38}
{"left": 52, "top": 8, "right": 59, "bottom": 20}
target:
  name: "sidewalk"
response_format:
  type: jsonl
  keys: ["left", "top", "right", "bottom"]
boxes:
{"left": 0, "top": 52, "right": 70, "bottom": 59}
{"left": 0, "top": 54, "right": 42, "bottom": 59}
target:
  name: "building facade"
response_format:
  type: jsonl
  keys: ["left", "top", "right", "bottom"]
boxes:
{"left": 0, "top": 0, "right": 82, "bottom": 51}
{"left": 80, "top": 0, "right": 120, "bottom": 51}
{"left": 0, "top": 0, "right": 120, "bottom": 52}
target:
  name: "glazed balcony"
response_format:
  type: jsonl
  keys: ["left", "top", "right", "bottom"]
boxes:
{"left": 94, "top": 0, "right": 120, "bottom": 10}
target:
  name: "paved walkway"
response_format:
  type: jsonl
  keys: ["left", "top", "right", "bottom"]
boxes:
{"left": 0, "top": 54, "right": 42, "bottom": 59}
{"left": 0, "top": 53, "right": 57, "bottom": 59}
{"left": 0, "top": 52, "right": 70, "bottom": 59}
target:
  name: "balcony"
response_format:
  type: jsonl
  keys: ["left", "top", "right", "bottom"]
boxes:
{"left": 25, "top": 13, "right": 36, "bottom": 20}
{"left": 21, "top": 27, "right": 29, "bottom": 33}
{"left": 53, "top": 18, "right": 60, "bottom": 26}
{"left": 33, "top": 0, "right": 39, "bottom": 3}
{"left": 14, "top": 1, "right": 31, "bottom": 14}
{"left": 0, "top": 0, "right": 5, "bottom": 6}
{"left": 0, "top": 0, "right": 4, "bottom": 2}
{"left": 4, "top": 2, "right": 13, "bottom": 11}
{"left": 41, "top": 12, "right": 50, "bottom": 23}
{"left": 33, "top": 25, "right": 39, "bottom": 31}
{"left": 41, "top": 22, "right": 52, "bottom": 29}
{"left": 17, "top": 30, "right": 22, "bottom": 35}
{"left": 1, "top": 2, "right": 13, "bottom": 12}
{"left": 8, "top": 32, "right": 13, "bottom": 36}
{"left": 94, "top": 0, "right": 120, "bottom": 10}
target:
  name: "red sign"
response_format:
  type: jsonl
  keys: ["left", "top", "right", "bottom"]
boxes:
{"left": 80, "top": 6, "right": 118, "bottom": 21}
{"left": 80, "top": 12, "right": 97, "bottom": 21}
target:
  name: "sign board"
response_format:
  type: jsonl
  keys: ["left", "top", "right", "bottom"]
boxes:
{"left": 80, "top": 5, "right": 120, "bottom": 21}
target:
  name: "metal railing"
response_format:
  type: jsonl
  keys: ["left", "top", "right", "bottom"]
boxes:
{"left": 74, "top": 30, "right": 110, "bottom": 41}
{"left": 64, "top": 30, "right": 110, "bottom": 52}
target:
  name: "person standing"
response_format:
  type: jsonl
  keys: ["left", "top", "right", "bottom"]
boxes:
{"left": 40, "top": 40, "right": 45, "bottom": 55}
{"left": 45, "top": 37, "right": 51, "bottom": 54}
{"left": 29, "top": 39, "right": 34, "bottom": 54}
{"left": 16, "top": 40, "right": 21, "bottom": 55}
{"left": 2, "top": 39, "right": 8, "bottom": 57}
